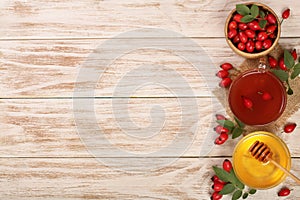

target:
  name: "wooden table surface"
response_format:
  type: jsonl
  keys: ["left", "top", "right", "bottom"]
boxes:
{"left": 1, "top": 0, "right": 300, "bottom": 199}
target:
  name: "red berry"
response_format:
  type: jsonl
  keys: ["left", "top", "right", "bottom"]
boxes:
{"left": 220, "top": 63, "right": 233, "bottom": 71}
{"left": 268, "top": 56, "right": 278, "bottom": 68}
{"left": 291, "top": 49, "right": 297, "bottom": 60}
{"left": 211, "top": 175, "right": 226, "bottom": 185}
{"left": 211, "top": 191, "right": 223, "bottom": 200}
{"left": 233, "top": 35, "right": 240, "bottom": 44}
{"left": 245, "top": 29, "right": 256, "bottom": 39}
{"left": 238, "top": 23, "right": 248, "bottom": 30}
{"left": 284, "top": 123, "right": 297, "bottom": 133}
{"left": 266, "top": 13, "right": 277, "bottom": 24}
{"left": 214, "top": 125, "right": 229, "bottom": 134}
{"left": 219, "top": 77, "right": 232, "bottom": 88}
{"left": 239, "top": 32, "right": 248, "bottom": 43}
{"left": 212, "top": 182, "right": 224, "bottom": 192}
{"left": 216, "top": 70, "right": 229, "bottom": 78}
{"left": 228, "top": 29, "right": 237, "bottom": 39}
{"left": 282, "top": 8, "right": 290, "bottom": 19}
{"left": 222, "top": 159, "right": 232, "bottom": 172}
{"left": 233, "top": 14, "right": 243, "bottom": 22}
{"left": 262, "top": 39, "right": 272, "bottom": 49}
{"left": 257, "top": 32, "right": 268, "bottom": 41}
{"left": 266, "top": 25, "right": 277, "bottom": 34}
{"left": 238, "top": 42, "right": 246, "bottom": 51}
{"left": 278, "top": 188, "right": 291, "bottom": 197}
{"left": 246, "top": 40, "right": 254, "bottom": 53}
{"left": 214, "top": 133, "right": 228, "bottom": 145}
{"left": 269, "top": 33, "right": 276, "bottom": 39}
{"left": 255, "top": 41, "right": 263, "bottom": 51}
{"left": 215, "top": 114, "right": 226, "bottom": 120}
{"left": 248, "top": 20, "right": 260, "bottom": 31}
{"left": 260, "top": 91, "right": 273, "bottom": 101}
{"left": 229, "top": 21, "right": 238, "bottom": 29}
{"left": 279, "top": 57, "right": 288, "bottom": 71}
{"left": 242, "top": 96, "right": 253, "bottom": 109}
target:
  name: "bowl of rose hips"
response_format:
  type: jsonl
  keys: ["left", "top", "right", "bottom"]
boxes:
{"left": 225, "top": 3, "right": 280, "bottom": 59}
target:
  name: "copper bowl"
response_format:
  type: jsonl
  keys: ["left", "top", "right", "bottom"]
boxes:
{"left": 225, "top": 2, "right": 281, "bottom": 59}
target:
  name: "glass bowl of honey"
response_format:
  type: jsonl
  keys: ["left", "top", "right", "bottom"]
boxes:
{"left": 233, "top": 131, "right": 291, "bottom": 189}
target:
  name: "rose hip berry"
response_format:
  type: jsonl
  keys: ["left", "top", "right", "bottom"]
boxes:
{"left": 212, "top": 182, "right": 224, "bottom": 192}
{"left": 219, "top": 77, "right": 232, "bottom": 88}
{"left": 233, "top": 13, "right": 243, "bottom": 22}
{"left": 248, "top": 20, "right": 260, "bottom": 31}
{"left": 242, "top": 96, "right": 253, "bottom": 109}
{"left": 220, "top": 63, "right": 233, "bottom": 71}
{"left": 214, "top": 133, "right": 228, "bottom": 145}
{"left": 214, "top": 125, "right": 229, "bottom": 134}
{"left": 284, "top": 123, "right": 297, "bottom": 133}
{"left": 229, "top": 21, "right": 237, "bottom": 29}
{"left": 266, "top": 13, "right": 277, "bottom": 24}
{"left": 257, "top": 32, "right": 268, "bottom": 41}
{"left": 266, "top": 25, "right": 277, "bottom": 34}
{"left": 260, "top": 91, "right": 273, "bottom": 101}
{"left": 255, "top": 41, "right": 263, "bottom": 51}
{"left": 282, "top": 8, "right": 290, "bottom": 19}
{"left": 233, "top": 35, "right": 240, "bottom": 43}
{"left": 239, "top": 32, "right": 248, "bottom": 43}
{"left": 246, "top": 40, "right": 255, "bottom": 53}
{"left": 245, "top": 29, "right": 256, "bottom": 39}
{"left": 215, "top": 114, "right": 226, "bottom": 120}
{"left": 279, "top": 57, "right": 288, "bottom": 71}
{"left": 262, "top": 39, "right": 272, "bottom": 49}
{"left": 222, "top": 159, "right": 232, "bottom": 172}
{"left": 291, "top": 49, "right": 297, "bottom": 60}
{"left": 238, "top": 23, "right": 248, "bottom": 30}
{"left": 211, "top": 175, "right": 226, "bottom": 185}
{"left": 211, "top": 191, "right": 223, "bottom": 200}
{"left": 228, "top": 29, "right": 237, "bottom": 39}
{"left": 216, "top": 70, "right": 229, "bottom": 78}
{"left": 268, "top": 56, "right": 278, "bottom": 68}
{"left": 278, "top": 188, "right": 291, "bottom": 197}
{"left": 238, "top": 42, "right": 246, "bottom": 51}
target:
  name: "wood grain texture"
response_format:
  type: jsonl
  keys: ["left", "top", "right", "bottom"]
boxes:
{"left": 0, "top": 0, "right": 298, "bottom": 39}
{"left": 1, "top": 38, "right": 300, "bottom": 98}
{"left": 0, "top": 157, "right": 300, "bottom": 200}
{"left": 1, "top": 99, "right": 300, "bottom": 158}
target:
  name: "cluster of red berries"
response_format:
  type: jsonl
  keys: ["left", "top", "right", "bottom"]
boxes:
{"left": 216, "top": 63, "right": 233, "bottom": 88}
{"left": 210, "top": 159, "right": 233, "bottom": 200}
{"left": 268, "top": 49, "right": 297, "bottom": 71}
{"left": 213, "top": 114, "right": 229, "bottom": 145}
{"left": 228, "top": 11, "right": 278, "bottom": 53}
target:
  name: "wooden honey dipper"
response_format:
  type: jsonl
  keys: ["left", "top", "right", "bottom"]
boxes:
{"left": 249, "top": 141, "right": 300, "bottom": 185}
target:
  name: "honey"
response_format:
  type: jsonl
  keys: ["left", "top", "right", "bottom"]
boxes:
{"left": 233, "top": 131, "right": 291, "bottom": 189}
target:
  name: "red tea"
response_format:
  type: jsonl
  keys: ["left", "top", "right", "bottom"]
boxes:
{"left": 228, "top": 69, "right": 286, "bottom": 125}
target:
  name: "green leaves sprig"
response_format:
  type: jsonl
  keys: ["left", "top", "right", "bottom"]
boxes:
{"left": 213, "top": 166, "right": 257, "bottom": 200}
{"left": 216, "top": 117, "right": 245, "bottom": 139}
{"left": 236, "top": 4, "right": 267, "bottom": 28}
{"left": 271, "top": 50, "right": 300, "bottom": 95}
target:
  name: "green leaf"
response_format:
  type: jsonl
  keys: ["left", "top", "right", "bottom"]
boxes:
{"left": 242, "top": 193, "right": 249, "bottom": 199}
{"left": 236, "top": 4, "right": 250, "bottom": 16}
{"left": 213, "top": 166, "right": 230, "bottom": 182}
{"left": 216, "top": 120, "right": 235, "bottom": 131}
{"left": 250, "top": 4, "right": 259, "bottom": 18}
{"left": 232, "top": 190, "right": 242, "bottom": 200}
{"left": 232, "top": 127, "right": 244, "bottom": 139}
{"left": 284, "top": 49, "right": 295, "bottom": 69}
{"left": 219, "top": 183, "right": 235, "bottom": 195}
{"left": 230, "top": 170, "right": 244, "bottom": 189}
{"left": 240, "top": 15, "right": 255, "bottom": 23}
{"left": 259, "top": 19, "right": 267, "bottom": 29}
{"left": 259, "top": 10, "right": 265, "bottom": 18}
{"left": 249, "top": 189, "right": 257, "bottom": 194}
{"left": 234, "top": 117, "right": 245, "bottom": 128}
{"left": 291, "top": 63, "right": 300, "bottom": 79}
{"left": 271, "top": 69, "right": 289, "bottom": 82}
